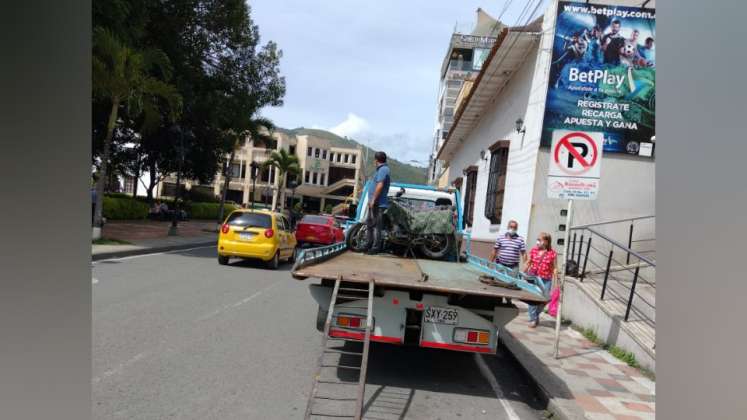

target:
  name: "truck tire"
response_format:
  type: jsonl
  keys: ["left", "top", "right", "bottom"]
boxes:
{"left": 345, "top": 223, "right": 369, "bottom": 252}
{"left": 316, "top": 306, "right": 328, "bottom": 332}
{"left": 419, "top": 234, "right": 454, "bottom": 260}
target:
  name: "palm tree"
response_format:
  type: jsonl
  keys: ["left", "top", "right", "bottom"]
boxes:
{"left": 216, "top": 117, "right": 276, "bottom": 223}
{"left": 263, "top": 148, "right": 300, "bottom": 211}
{"left": 92, "top": 27, "right": 181, "bottom": 236}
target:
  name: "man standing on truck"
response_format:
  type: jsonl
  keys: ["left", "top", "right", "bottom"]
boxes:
{"left": 365, "top": 151, "right": 391, "bottom": 255}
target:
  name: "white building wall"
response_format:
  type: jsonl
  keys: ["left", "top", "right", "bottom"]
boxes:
{"left": 528, "top": 150, "right": 655, "bottom": 260}
{"left": 448, "top": 2, "right": 557, "bottom": 243}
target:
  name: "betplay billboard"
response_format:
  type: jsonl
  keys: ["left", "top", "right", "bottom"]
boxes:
{"left": 541, "top": 1, "right": 655, "bottom": 156}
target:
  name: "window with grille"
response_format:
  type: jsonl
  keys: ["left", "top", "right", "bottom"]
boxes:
{"left": 307, "top": 147, "right": 312, "bottom": 156}
{"left": 322, "top": 150, "right": 327, "bottom": 159}
{"left": 315, "top": 148, "right": 320, "bottom": 158}
{"left": 462, "top": 167, "right": 478, "bottom": 228}
{"left": 484, "top": 143, "right": 509, "bottom": 225}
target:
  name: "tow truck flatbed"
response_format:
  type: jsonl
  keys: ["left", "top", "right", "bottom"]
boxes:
{"left": 292, "top": 248, "right": 547, "bottom": 303}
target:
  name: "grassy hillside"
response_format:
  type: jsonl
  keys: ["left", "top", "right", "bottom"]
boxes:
{"left": 276, "top": 127, "right": 427, "bottom": 184}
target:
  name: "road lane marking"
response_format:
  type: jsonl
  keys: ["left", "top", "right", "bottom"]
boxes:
{"left": 92, "top": 245, "right": 215, "bottom": 264}
{"left": 93, "top": 351, "right": 149, "bottom": 384}
{"left": 196, "top": 282, "right": 281, "bottom": 322}
{"left": 474, "top": 354, "right": 521, "bottom": 420}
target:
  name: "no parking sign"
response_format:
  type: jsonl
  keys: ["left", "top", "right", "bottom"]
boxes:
{"left": 547, "top": 130, "right": 603, "bottom": 200}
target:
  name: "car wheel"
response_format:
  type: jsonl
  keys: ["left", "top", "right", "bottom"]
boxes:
{"left": 266, "top": 251, "right": 279, "bottom": 270}
{"left": 218, "top": 255, "right": 229, "bottom": 265}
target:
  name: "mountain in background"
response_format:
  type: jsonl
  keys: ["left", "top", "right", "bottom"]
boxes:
{"left": 276, "top": 127, "right": 428, "bottom": 185}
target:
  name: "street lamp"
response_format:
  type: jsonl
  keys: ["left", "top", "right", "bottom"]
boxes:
{"left": 515, "top": 117, "right": 527, "bottom": 149}
{"left": 169, "top": 126, "right": 186, "bottom": 236}
{"left": 288, "top": 178, "right": 299, "bottom": 227}
{"left": 249, "top": 161, "right": 260, "bottom": 210}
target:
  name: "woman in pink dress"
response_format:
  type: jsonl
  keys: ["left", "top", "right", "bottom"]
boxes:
{"left": 524, "top": 232, "right": 558, "bottom": 328}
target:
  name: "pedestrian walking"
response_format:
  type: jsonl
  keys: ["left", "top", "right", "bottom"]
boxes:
{"left": 364, "top": 151, "right": 391, "bottom": 255}
{"left": 489, "top": 220, "right": 527, "bottom": 304}
{"left": 488, "top": 219, "right": 527, "bottom": 270}
{"left": 524, "top": 232, "right": 558, "bottom": 328}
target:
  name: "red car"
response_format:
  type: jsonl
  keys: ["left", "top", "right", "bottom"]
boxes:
{"left": 295, "top": 215, "right": 345, "bottom": 247}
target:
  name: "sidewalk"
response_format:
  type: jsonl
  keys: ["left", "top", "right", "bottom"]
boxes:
{"left": 93, "top": 220, "right": 217, "bottom": 260}
{"left": 501, "top": 303, "right": 655, "bottom": 420}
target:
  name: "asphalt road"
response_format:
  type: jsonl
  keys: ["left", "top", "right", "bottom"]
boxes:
{"left": 93, "top": 246, "right": 549, "bottom": 420}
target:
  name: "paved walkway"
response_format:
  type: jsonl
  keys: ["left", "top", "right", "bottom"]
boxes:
{"left": 93, "top": 220, "right": 217, "bottom": 259}
{"left": 501, "top": 303, "right": 655, "bottom": 420}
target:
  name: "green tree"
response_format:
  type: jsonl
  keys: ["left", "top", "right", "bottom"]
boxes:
{"left": 91, "top": 27, "right": 182, "bottom": 232}
{"left": 263, "top": 148, "right": 300, "bottom": 212}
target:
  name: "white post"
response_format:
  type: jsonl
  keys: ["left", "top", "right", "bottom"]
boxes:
{"left": 554, "top": 199, "right": 573, "bottom": 359}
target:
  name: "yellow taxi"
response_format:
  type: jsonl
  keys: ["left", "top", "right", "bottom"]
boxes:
{"left": 217, "top": 209, "right": 297, "bottom": 269}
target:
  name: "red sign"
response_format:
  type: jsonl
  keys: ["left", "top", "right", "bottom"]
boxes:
{"left": 552, "top": 132, "right": 599, "bottom": 176}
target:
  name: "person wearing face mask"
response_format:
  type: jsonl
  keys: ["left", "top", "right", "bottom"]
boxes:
{"left": 524, "top": 232, "right": 558, "bottom": 328}
{"left": 488, "top": 220, "right": 527, "bottom": 271}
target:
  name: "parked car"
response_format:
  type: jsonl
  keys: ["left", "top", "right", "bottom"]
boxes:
{"left": 217, "top": 209, "right": 297, "bottom": 269}
{"left": 295, "top": 215, "right": 345, "bottom": 247}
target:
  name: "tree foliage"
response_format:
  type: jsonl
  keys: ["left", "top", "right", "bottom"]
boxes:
{"left": 92, "top": 0, "right": 286, "bottom": 215}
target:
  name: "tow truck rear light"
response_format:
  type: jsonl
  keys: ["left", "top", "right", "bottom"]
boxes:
{"left": 453, "top": 328, "right": 490, "bottom": 345}
{"left": 336, "top": 314, "right": 364, "bottom": 329}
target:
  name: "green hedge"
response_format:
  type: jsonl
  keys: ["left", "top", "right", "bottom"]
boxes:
{"left": 103, "top": 196, "right": 149, "bottom": 220}
{"left": 190, "top": 202, "right": 239, "bottom": 220}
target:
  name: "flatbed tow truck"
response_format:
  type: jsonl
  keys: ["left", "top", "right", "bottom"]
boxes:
{"left": 291, "top": 182, "right": 548, "bottom": 419}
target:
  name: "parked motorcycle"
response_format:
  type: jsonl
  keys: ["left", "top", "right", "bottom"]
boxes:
{"left": 345, "top": 194, "right": 456, "bottom": 260}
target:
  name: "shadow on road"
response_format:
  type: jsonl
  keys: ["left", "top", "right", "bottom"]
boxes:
{"left": 172, "top": 247, "right": 294, "bottom": 271}
{"left": 324, "top": 340, "right": 548, "bottom": 419}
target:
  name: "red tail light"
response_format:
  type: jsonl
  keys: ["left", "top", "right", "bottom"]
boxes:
{"left": 264, "top": 229, "right": 274, "bottom": 238}
{"left": 221, "top": 224, "right": 230, "bottom": 234}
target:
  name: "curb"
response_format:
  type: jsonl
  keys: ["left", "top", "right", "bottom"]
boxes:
{"left": 500, "top": 328, "right": 587, "bottom": 420}
{"left": 92, "top": 240, "right": 215, "bottom": 261}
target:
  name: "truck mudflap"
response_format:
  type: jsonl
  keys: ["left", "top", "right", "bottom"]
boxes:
{"left": 310, "top": 285, "right": 520, "bottom": 355}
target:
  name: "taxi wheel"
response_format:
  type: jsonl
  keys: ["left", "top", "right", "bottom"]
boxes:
{"left": 289, "top": 247, "right": 297, "bottom": 264}
{"left": 266, "top": 251, "right": 279, "bottom": 270}
{"left": 218, "top": 255, "right": 229, "bottom": 265}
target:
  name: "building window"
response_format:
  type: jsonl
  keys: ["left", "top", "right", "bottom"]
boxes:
{"left": 320, "top": 173, "right": 326, "bottom": 185}
{"left": 315, "top": 148, "right": 320, "bottom": 158}
{"left": 322, "top": 150, "right": 327, "bottom": 159}
{"left": 305, "top": 171, "right": 310, "bottom": 184}
{"left": 484, "top": 142, "right": 510, "bottom": 225}
{"left": 307, "top": 147, "right": 312, "bottom": 156}
{"left": 351, "top": 155, "right": 356, "bottom": 164}
{"left": 312, "top": 172, "right": 318, "bottom": 185}
{"left": 329, "top": 152, "right": 334, "bottom": 161}
{"left": 230, "top": 163, "right": 241, "bottom": 178}
{"left": 462, "top": 167, "right": 478, "bottom": 228}
{"left": 336, "top": 153, "right": 341, "bottom": 163}
{"left": 344, "top": 154, "right": 349, "bottom": 163}
{"left": 289, "top": 145, "right": 296, "bottom": 155}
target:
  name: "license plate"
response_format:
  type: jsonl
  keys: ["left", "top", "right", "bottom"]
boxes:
{"left": 423, "top": 306, "right": 458, "bottom": 325}
{"left": 238, "top": 232, "right": 255, "bottom": 241}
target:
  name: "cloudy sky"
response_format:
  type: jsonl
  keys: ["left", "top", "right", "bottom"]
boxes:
{"left": 249, "top": 0, "right": 544, "bottom": 165}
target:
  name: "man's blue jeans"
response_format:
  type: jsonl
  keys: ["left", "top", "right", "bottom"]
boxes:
{"left": 528, "top": 277, "right": 553, "bottom": 322}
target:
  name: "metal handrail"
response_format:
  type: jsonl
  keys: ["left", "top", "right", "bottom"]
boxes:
{"left": 576, "top": 226, "right": 656, "bottom": 267}
{"left": 571, "top": 215, "right": 654, "bottom": 230}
